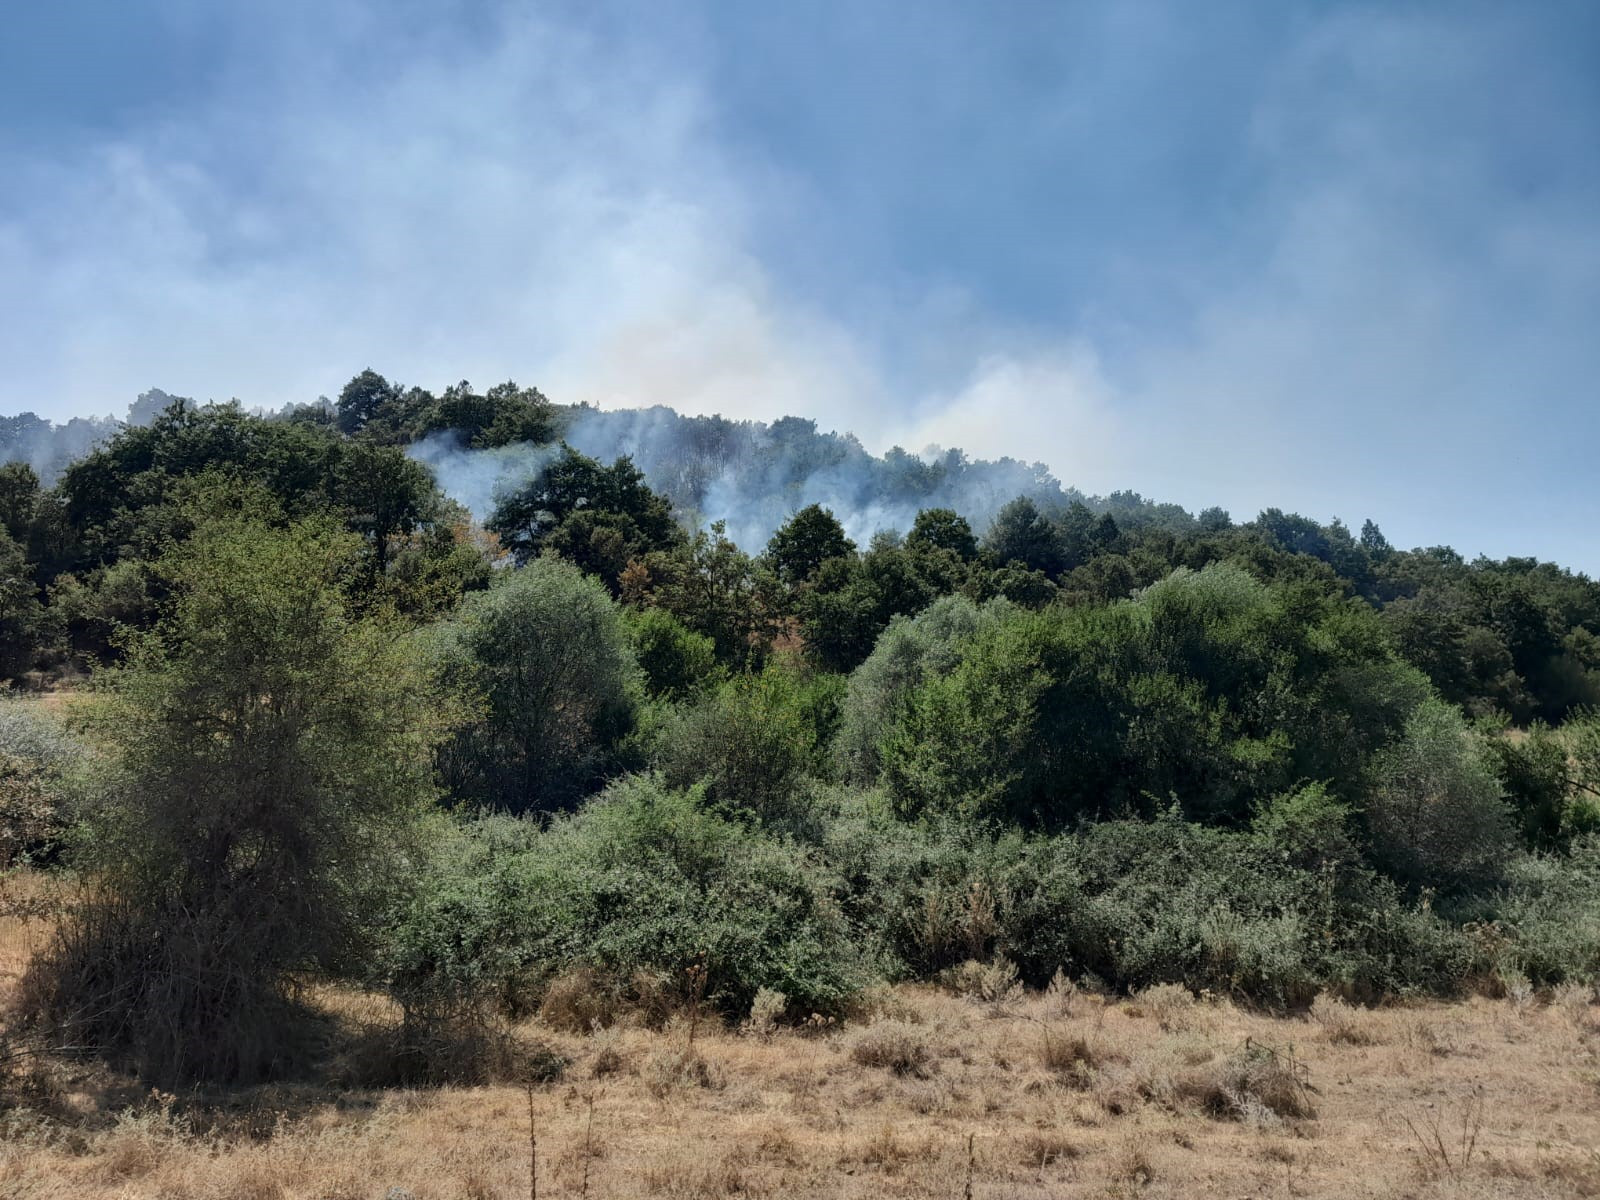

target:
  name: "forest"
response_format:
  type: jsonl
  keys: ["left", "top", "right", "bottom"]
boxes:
{"left": 3, "top": 369, "right": 1600, "bottom": 1090}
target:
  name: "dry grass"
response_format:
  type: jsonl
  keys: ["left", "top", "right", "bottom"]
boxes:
{"left": 4, "top": 877, "right": 1600, "bottom": 1198}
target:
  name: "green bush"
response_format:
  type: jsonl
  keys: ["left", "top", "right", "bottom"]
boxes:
{"left": 0, "top": 697, "right": 88, "bottom": 867}
{"left": 432, "top": 556, "right": 641, "bottom": 812}
{"left": 1365, "top": 699, "right": 1515, "bottom": 891}
{"left": 824, "top": 804, "right": 1469, "bottom": 1007}
{"left": 625, "top": 606, "right": 720, "bottom": 701}
{"left": 656, "top": 661, "right": 842, "bottom": 826}
{"left": 387, "top": 776, "right": 867, "bottom": 1022}
{"left": 1489, "top": 837, "right": 1600, "bottom": 986}
{"left": 833, "top": 595, "right": 1011, "bottom": 785}
{"left": 878, "top": 564, "right": 1430, "bottom": 828}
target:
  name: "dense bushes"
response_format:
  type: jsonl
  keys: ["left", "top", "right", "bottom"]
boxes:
{"left": 823, "top": 804, "right": 1471, "bottom": 1007}
{"left": 386, "top": 776, "right": 867, "bottom": 1022}
{"left": 878, "top": 565, "right": 1430, "bottom": 828}
{"left": 9, "top": 386, "right": 1600, "bottom": 1087}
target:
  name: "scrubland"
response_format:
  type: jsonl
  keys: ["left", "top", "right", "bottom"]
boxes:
{"left": 5, "top": 879, "right": 1598, "bottom": 1200}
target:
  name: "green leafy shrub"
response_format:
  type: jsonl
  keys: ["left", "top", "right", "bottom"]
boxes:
{"left": 656, "top": 662, "right": 841, "bottom": 826}
{"left": 387, "top": 776, "right": 867, "bottom": 1023}
{"left": 21, "top": 515, "right": 454, "bottom": 1084}
{"left": 878, "top": 564, "right": 1430, "bottom": 828}
{"left": 1489, "top": 837, "right": 1600, "bottom": 986}
{"left": 826, "top": 804, "right": 1469, "bottom": 1007}
{"left": 1366, "top": 699, "right": 1515, "bottom": 891}
{"left": 0, "top": 697, "right": 88, "bottom": 868}
{"left": 432, "top": 555, "right": 641, "bottom": 812}
{"left": 625, "top": 606, "right": 720, "bottom": 701}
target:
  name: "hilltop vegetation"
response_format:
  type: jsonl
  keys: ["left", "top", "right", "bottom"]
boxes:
{"left": 2, "top": 372, "right": 1600, "bottom": 1097}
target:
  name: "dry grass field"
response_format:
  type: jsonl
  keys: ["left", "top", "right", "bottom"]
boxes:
{"left": 4, "top": 872, "right": 1599, "bottom": 1200}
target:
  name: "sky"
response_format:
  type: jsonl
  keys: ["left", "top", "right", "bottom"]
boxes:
{"left": 2, "top": 0, "right": 1598, "bottom": 569}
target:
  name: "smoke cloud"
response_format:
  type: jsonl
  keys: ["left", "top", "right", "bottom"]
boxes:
{"left": 412, "top": 403, "right": 1094, "bottom": 553}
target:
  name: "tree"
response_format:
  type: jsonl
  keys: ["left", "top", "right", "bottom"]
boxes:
{"left": 906, "top": 508, "right": 978, "bottom": 562}
{"left": 624, "top": 606, "right": 719, "bottom": 701}
{"left": 763, "top": 504, "right": 855, "bottom": 589}
{"left": 630, "top": 520, "right": 776, "bottom": 666}
{"left": 983, "top": 496, "right": 1066, "bottom": 576}
{"left": 487, "top": 446, "right": 681, "bottom": 582}
{"left": 332, "top": 441, "right": 435, "bottom": 577}
{"left": 1365, "top": 699, "right": 1514, "bottom": 890}
{"left": 433, "top": 556, "right": 640, "bottom": 811}
{"left": 657, "top": 664, "right": 836, "bottom": 826}
{"left": 421, "top": 380, "right": 556, "bottom": 447}
{"left": 0, "top": 527, "right": 49, "bottom": 679}
{"left": 833, "top": 594, "right": 1010, "bottom": 784}
{"left": 337, "top": 369, "right": 400, "bottom": 434}
{"left": 21, "top": 513, "right": 453, "bottom": 1083}
{"left": 0, "top": 462, "right": 40, "bottom": 544}
{"left": 1360, "top": 519, "right": 1392, "bottom": 556}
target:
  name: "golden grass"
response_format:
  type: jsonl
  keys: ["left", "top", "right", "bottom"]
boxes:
{"left": 3, "top": 880, "right": 1600, "bottom": 1198}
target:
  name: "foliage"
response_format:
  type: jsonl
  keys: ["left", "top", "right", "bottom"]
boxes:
{"left": 823, "top": 805, "right": 1472, "bottom": 1006}
{"left": 833, "top": 595, "right": 1012, "bottom": 785}
{"left": 625, "top": 520, "right": 777, "bottom": 667}
{"left": 763, "top": 503, "right": 855, "bottom": 589}
{"left": 1365, "top": 699, "right": 1515, "bottom": 891}
{"left": 0, "top": 698, "right": 87, "bottom": 867}
{"left": 1489, "top": 836, "right": 1600, "bottom": 985}
{"left": 624, "top": 606, "right": 720, "bottom": 701}
{"left": 20, "top": 514, "right": 455, "bottom": 1083}
{"left": 386, "top": 777, "right": 867, "bottom": 1021}
{"left": 656, "top": 661, "right": 842, "bottom": 827}
{"left": 487, "top": 445, "right": 681, "bottom": 586}
{"left": 879, "top": 564, "right": 1430, "bottom": 827}
{"left": 433, "top": 556, "right": 640, "bottom": 812}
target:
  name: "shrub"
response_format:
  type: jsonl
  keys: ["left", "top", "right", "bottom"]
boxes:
{"left": 1366, "top": 699, "right": 1515, "bottom": 891}
{"left": 20, "top": 515, "right": 455, "bottom": 1085}
{"left": 828, "top": 806, "right": 1472, "bottom": 1006}
{"left": 1177, "top": 1041, "right": 1315, "bottom": 1123}
{"left": 938, "top": 958, "right": 1022, "bottom": 1011}
{"left": 656, "top": 662, "right": 841, "bottom": 827}
{"left": 625, "top": 606, "right": 720, "bottom": 701}
{"left": 1489, "top": 837, "right": 1600, "bottom": 986}
{"left": 878, "top": 565, "right": 1430, "bottom": 828}
{"left": 432, "top": 555, "right": 641, "bottom": 812}
{"left": 386, "top": 777, "right": 867, "bottom": 1024}
{"left": 0, "top": 698, "right": 87, "bottom": 868}
{"left": 1308, "top": 993, "right": 1377, "bottom": 1045}
{"left": 1252, "top": 782, "right": 1357, "bottom": 871}
{"left": 833, "top": 595, "right": 1010, "bottom": 785}
{"left": 744, "top": 987, "right": 788, "bottom": 1038}
{"left": 846, "top": 1021, "right": 933, "bottom": 1077}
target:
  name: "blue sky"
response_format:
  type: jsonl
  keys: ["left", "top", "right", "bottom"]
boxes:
{"left": 3, "top": 1, "right": 1598, "bottom": 568}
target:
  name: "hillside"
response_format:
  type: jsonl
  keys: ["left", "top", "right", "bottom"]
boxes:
{"left": 3, "top": 376, "right": 1600, "bottom": 1200}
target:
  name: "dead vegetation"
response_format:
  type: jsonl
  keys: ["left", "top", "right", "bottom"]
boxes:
{"left": 4, "top": 886, "right": 1600, "bottom": 1198}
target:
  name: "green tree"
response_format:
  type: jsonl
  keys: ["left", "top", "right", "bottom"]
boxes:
{"left": 1365, "top": 699, "right": 1514, "bottom": 891}
{"left": 623, "top": 606, "right": 719, "bottom": 701}
{"left": 332, "top": 441, "right": 435, "bottom": 577}
{"left": 22, "top": 513, "right": 453, "bottom": 1083}
{"left": 434, "top": 556, "right": 640, "bottom": 811}
{"left": 763, "top": 503, "right": 856, "bottom": 589}
{"left": 337, "top": 368, "right": 401, "bottom": 434}
{"left": 0, "top": 527, "right": 50, "bottom": 679}
{"left": 983, "top": 496, "right": 1066, "bottom": 576}
{"left": 0, "top": 461, "right": 40, "bottom": 544}
{"left": 906, "top": 507, "right": 978, "bottom": 562}
{"left": 487, "top": 446, "right": 681, "bottom": 584}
